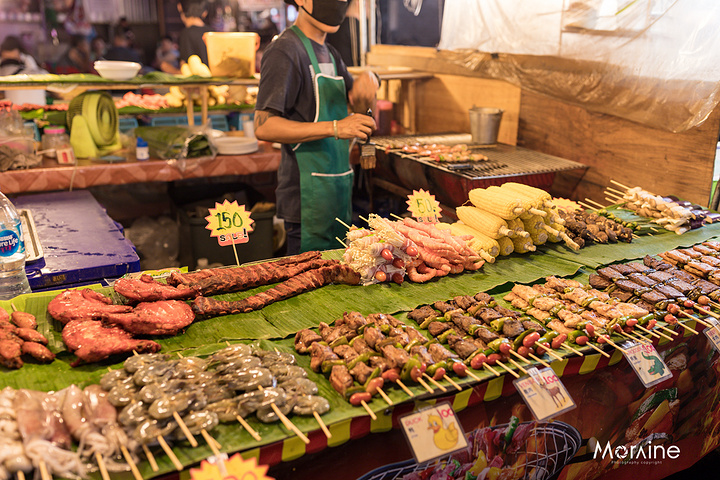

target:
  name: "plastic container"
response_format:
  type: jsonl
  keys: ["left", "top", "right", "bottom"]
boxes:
{"left": 136, "top": 137, "right": 149, "bottom": 161}
{"left": 0, "top": 191, "right": 31, "bottom": 299}
{"left": 41, "top": 126, "right": 70, "bottom": 158}
{"left": 203, "top": 32, "right": 259, "bottom": 78}
{"left": 469, "top": 107, "right": 503, "bottom": 145}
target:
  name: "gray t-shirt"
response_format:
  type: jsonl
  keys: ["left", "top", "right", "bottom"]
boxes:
{"left": 254, "top": 28, "right": 353, "bottom": 224}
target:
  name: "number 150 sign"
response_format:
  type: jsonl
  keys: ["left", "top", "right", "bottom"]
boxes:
{"left": 205, "top": 200, "right": 255, "bottom": 246}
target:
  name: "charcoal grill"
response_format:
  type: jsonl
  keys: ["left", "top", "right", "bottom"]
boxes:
{"left": 372, "top": 133, "right": 587, "bottom": 209}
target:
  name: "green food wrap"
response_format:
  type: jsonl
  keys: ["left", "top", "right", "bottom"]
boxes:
{"left": 133, "top": 126, "right": 216, "bottom": 160}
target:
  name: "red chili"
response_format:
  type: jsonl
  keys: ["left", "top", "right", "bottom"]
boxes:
{"left": 499, "top": 342, "right": 512, "bottom": 354}
{"left": 410, "top": 366, "right": 423, "bottom": 382}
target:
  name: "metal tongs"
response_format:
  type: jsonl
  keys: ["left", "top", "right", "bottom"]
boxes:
{"left": 360, "top": 108, "right": 376, "bottom": 170}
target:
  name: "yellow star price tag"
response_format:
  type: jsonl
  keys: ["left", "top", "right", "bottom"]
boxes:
{"left": 190, "top": 453, "right": 273, "bottom": 480}
{"left": 205, "top": 200, "right": 255, "bottom": 247}
{"left": 406, "top": 189, "right": 441, "bottom": 223}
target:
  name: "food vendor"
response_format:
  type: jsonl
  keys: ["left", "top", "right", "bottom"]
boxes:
{"left": 254, "top": 0, "right": 379, "bottom": 254}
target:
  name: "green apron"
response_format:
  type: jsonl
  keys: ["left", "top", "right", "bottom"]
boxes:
{"left": 291, "top": 25, "right": 353, "bottom": 253}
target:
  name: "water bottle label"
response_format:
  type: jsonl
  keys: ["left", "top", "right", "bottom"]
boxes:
{"left": 0, "top": 229, "right": 23, "bottom": 257}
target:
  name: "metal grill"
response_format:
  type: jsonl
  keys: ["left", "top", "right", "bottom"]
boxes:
{"left": 373, "top": 133, "right": 586, "bottom": 181}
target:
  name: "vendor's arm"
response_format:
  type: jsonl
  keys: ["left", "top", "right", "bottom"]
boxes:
{"left": 348, "top": 71, "right": 380, "bottom": 114}
{"left": 254, "top": 109, "right": 375, "bottom": 144}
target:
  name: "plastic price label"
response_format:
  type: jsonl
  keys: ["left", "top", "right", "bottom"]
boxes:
{"left": 399, "top": 402, "right": 468, "bottom": 464}
{"left": 704, "top": 319, "right": 720, "bottom": 352}
{"left": 622, "top": 342, "right": 672, "bottom": 388}
{"left": 205, "top": 200, "right": 255, "bottom": 247}
{"left": 406, "top": 189, "right": 441, "bottom": 223}
{"left": 190, "top": 453, "right": 271, "bottom": 480}
{"left": 513, "top": 367, "right": 576, "bottom": 422}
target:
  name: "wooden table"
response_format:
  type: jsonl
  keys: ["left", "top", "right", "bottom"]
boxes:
{"left": 0, "top": 141, "right": 280, "bottom": 194}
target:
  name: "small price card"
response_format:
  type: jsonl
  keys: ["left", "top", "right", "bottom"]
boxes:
{"left": 513, "top": 367, "right": 576, "bottom": 422}
{"left": 623, "top": 342, "right": 672, "bottom": 388}
{"left": 407, "top": 189, "right": 441, "bottom": 223}
{"left": 399, "top": 402, "right": 468, "bottom": 464}
{"left": 205, "top": 200, "right": 255, "bottom": 247}
{"left": 704, "top": 319, "right": 720, "bottom": 352}
{"left": 190, "top": 452, "right": 271, "bottom": 480}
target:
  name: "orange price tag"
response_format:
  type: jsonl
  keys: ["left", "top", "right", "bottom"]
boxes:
{"left": 205, "top": 200, "right": 255, "bottom": 247}
{"left": 190, "top": 453, "right": 272, "bottom": 480}
{"left": 407, "top": 189, "right": 441, "bottom": 223}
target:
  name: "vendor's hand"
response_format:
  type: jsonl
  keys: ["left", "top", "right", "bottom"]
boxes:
{"left": 349, "top": 71, "right": 379, "bottom": 114}
{"left": 337, "top": 113, "right": 376, "bottom": 142}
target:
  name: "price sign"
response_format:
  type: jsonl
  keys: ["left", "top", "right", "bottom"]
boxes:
{"left": 190, "top": 452, "right": 272, "bottom": 480}
{"left": 623, "top": 342, "right": 672, "bottom": 388}
{"left": 513, "top": 367, "right": 576, "bottom": 422}
{"left": 399, "top": 402, "right": 468, "bottom": 464}
{"left": 704, "top": 319, "right": 720, "bottom": 352}
{"left": 407, "top": 189, "right": 441, "bottom": 223}
{"left": 205, "top": 200, "right": 255, "bottom": 247}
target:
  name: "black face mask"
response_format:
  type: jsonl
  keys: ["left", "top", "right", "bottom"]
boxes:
{"left": 302, "top": 0, "right": 349, "bottom": 27}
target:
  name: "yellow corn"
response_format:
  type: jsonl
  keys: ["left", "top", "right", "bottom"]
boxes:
{"left": 496, "top": 235, "right": 514, "bottom": 256}
{"left": 500, "top": 183, "right": 551, "bottom": 216}
{"left": 521, "top": 215, "right": 545, "bottom": 235}
{"left": 468, "top": 187, "right": 524, "bottom": 220}
{"left": 530, "top": 229, "right": 548, "bottom": 246}
{"left": 456, "top": 206, "right": 515, "bottom": 239}
{"left": 512, "top": 236, "right": 536, "bottom": 254}
{"left": 507, "top": 217, "right": 530, "bottom": 238}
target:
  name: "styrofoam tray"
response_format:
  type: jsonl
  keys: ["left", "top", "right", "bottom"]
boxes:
{"left": 214, "top": 136, "right": 259, "bottom": 155}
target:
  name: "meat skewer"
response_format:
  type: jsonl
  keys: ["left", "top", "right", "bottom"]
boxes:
{"left": 192, "top": 263, "right": 361, "bottom": 316}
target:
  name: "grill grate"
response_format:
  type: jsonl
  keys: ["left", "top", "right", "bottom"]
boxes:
{"left": 373, "top": 133, "right": 586, "bottom": 180}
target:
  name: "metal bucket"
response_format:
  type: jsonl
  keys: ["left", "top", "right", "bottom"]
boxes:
{"left": 469, "top": 107, "right": 503, "bottom": 145}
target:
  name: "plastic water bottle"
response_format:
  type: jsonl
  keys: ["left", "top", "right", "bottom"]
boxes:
{"left": 0, "top": 191, "right": 31, "bottom": 299}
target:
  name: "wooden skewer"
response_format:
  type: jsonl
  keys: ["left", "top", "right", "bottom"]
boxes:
{"left": 635, "top": 324, "right": 669, "bottom": 341}
{"left": 577, "top": 201, "right": 598, "bottom": 211}
{"left": 142, "top": 444, "right": 159, "bottom": 472}
{"left": 95, "top": 453, "right": 110, "bottom": 480}
{"left": 17, "top": 471, "right": 25, "bottom": 480}
{"left": 509, "top": 350, "right": 532, "bottom": 364}
{"left": 335, "top": 237, "right": 347, "bottom": 248}
{"left": 423, "top": 373, "right": 447, "bottom": 392}
{"left": 395, "top": 379, "right": 415, "bottom": 397}
{"left": 172, "top": 411, "right": 198, "bottom": 447}
{"left": 707, "top": 299, "right": 720, "bottom": 310}
{"left": 600, "top": 337, "right": 628, "bottom": 354}
{"left": 202, "top": 428, "right": 222, "bottom": 450}
{"left": 527, "top": 352, "right": 552, "bottom": 368}
{"left": 376, "top": 386, "right": 394, "bottom": 405}
{"left": 201, "top": 429, "right": 222, "bottom": 458}
{"left": 677, "top": 310, "right": 712, "bottom": 329}
{"left": 533, "top": 342, "right": 564, "bottom": 361}
{"left": 617, "top": 330, "right": 650, "bottom": 345}
{"left": 360, "top": 400, "right": 377, "bottom": 420}
{"left": 560, "top": 343, "right": 584, "bottom": 356}
{"left": 507, "top": 357, "right": 528, "bottom": 375}
{"left": 494, "top": 360, "right": 520, "bottom": 378}
{"left": 674, "top": 321, "right": 699, "bottom": 335}
{"left": 658, "top": 324, "right": 679, "bottom": 336}
{"left": 695, "top": 305, "right": 720, "bottom": 320}
{"left": 606, "top": 186, "right": 627, "bottom": 197}
{"left": 10, "top": 303, "right": 17, "bottom": 311}
{"left": 158, "top": 435, "right": 184, "bottom": 471}
{"left": 416, "top": 376, "right": 435, "bottom": 394}
{"left": 584, "top": 341, "right": 611, "bottom": 358}
{"left": 38, "top": 461, "right": 51, "bottom": 480}
{"left": 610, "top": 179, "right": 632, "bottom": 191}
{"left": 236, "top": 415, "right": 262, "bottom": 441}
{"left": 270, "top": 402, "right": 310, "bottom": 444}
{"left": 584, "top": 198, "right": 608, "bottom": 209}
{"left": 121, "top": 445, "right": 143, "bottom": 480}
{"left": 466, "top": 368, "right": 483, "bottom": 381}
{"left": 335, "top": 217, "right": 351, "bottom": 229}
{"left": 443, "top": 374, "right": 463, "bottom": 391}
{"left": 313, "top": 411, "right": 332, "bottom": 438}
{"left": 359, "top": 215, "right": 369, "bottom": 224}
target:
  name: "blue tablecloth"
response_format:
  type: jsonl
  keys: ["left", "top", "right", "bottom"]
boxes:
{"left": 13, "top": 190, "right": 140, "bottom": 290}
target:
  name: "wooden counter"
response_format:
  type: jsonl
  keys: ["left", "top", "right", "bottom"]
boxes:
{"left": 0, "top": 141, "right": 280, "bottom": 194}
